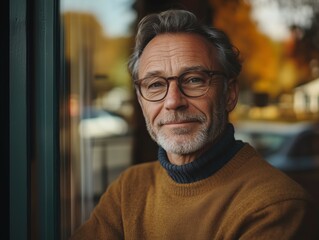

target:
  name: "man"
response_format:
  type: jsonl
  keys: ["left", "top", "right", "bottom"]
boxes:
{"left": 71, "top": 9, "right": 318, "bottom": 239}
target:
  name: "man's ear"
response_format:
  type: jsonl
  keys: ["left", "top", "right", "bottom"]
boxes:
{"left": 226, "top": 79, "right": 239, "bottom": 112}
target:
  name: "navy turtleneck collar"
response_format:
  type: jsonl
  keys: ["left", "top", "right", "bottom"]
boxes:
{"left": 158, "top": 123, "right": 244, "bottom": 184}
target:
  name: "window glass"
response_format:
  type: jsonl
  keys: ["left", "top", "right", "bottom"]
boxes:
{"left": 243, "top": 133, "right": 289, "bottom": 157}
{"left": 58, "top": 0, "right": 319, "bottom": 238}
{"left": 60, "top": 0, "right": 137, "bottom": 235}
{"left": 291, "top": 132, "right": 319, "bottom": 157}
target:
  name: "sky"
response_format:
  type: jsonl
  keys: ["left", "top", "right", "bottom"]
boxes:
{"left": 61, "top": 0, "right": 137, "bottom": 37}
{"left": 61, "top": 0, "right": 315, "bottom": 41}
{"left": 249, "top": 0, "right": 314, "bottom": 41}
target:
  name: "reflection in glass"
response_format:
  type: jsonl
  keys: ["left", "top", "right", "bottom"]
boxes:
{"left": 58, "top": 0, "right": 319, "bottom": 238}
{"left": 60, "top": 0, "right": 136, "bottom": 237}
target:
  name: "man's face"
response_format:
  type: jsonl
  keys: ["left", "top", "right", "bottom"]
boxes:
{"left": 137, "top": 33, "right": 238, "bottom": 159}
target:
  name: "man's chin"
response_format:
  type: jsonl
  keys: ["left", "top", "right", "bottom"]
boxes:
{"left": 160, "top": 125, "right": 196, "bottom": 136}
{"left": 157, "top": 135, "right": 204, "bottom": 155}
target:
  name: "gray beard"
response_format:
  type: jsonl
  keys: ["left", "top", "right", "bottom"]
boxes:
{"left": 145, "top": 107, "right": 227, "bottom": 155}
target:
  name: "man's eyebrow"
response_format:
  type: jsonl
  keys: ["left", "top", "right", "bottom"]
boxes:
{"left": 140, "top": 70, "right": 163, "bottom": 80}
{"left": 139, "top": 66, "right": 209, "bottom": 80}
{"left": 179, "top": 66, "right": 209, "bottom": 73}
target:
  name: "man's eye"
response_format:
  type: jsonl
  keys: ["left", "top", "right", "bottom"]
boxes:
{"left": 184, "top": 76, "right": 206, "bottom": 85}
{"left": 147, "top": 80, "right": 166, "bottom": 89}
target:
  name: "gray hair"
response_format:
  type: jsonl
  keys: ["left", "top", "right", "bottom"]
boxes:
{"left": 128, "top": 9, "right": 242, "bottom": 81}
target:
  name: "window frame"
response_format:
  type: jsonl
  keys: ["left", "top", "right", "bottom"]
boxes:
{"left": 10, "top": 0, "right": 61, "bottom": 239}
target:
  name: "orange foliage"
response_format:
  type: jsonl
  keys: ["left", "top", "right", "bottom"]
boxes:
{"left": 63, "top": 12, "right": 133, "bottom": 96}
{"left": 209, "top": 0, "right": 293, "bottom": 96}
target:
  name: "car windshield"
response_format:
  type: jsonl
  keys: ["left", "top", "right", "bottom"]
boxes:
{"left": 236, "top": 132, "right": 290, "bottom": 157}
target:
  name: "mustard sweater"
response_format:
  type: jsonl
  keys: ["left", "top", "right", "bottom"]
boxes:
{"left": 71, "top": 144, "right": 318, "bottom": 239}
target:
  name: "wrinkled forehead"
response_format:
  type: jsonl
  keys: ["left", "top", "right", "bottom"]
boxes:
{"left": 138, "top": 33, "right": 219, "bottom": 78}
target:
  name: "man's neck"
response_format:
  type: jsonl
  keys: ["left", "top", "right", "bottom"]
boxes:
{"left": 157, "top": 123, "right": 245, "bottom": 183}
{"left": 166, "top": 144, "right": 210, "bottom": 165}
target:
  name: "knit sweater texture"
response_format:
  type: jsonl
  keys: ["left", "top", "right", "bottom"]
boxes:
{"left": 71, "top": 143, "right": 319, "bottom": 240}
{"left": 158, "top": 123, "right": 244, "bottom": 184}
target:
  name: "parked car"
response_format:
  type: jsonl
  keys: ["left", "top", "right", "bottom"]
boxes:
{"left": 234, "top": 120, "right": 319, "bottom": 172}
{"left": 79, "top": 107, "right": 129, "bottom": 138}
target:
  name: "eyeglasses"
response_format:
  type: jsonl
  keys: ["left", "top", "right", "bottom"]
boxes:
{"left": 134, "top": 69, "right": 226, "bottom": 102}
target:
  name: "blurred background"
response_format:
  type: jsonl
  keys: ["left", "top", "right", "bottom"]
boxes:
{"left": 57, "top": 0, "right": 319, "bottom": 238}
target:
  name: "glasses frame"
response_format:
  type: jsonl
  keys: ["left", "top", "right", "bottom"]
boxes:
{"left": 134, "top": 69, "right": 227, "bottom": 102}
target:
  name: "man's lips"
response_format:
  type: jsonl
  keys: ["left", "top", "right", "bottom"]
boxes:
{"left": 164, "top": 120, "right": 194, "bottom": 124}
{"left": 159, "top": 120, "right": 199, "bottom": 126}
{"left": 157, "top": 114, "right": 206, "bottom": 127}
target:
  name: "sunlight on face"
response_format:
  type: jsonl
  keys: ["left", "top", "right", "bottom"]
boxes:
{"left": 145, "top": 100, "right": 227, "bottom": 155}
{"left": 138, "top": 33, "right": 229, "bottom": 156}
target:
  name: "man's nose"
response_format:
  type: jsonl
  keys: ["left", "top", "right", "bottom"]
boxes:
{"left": 164, "top": 81, "right": 188, "bottom": 110}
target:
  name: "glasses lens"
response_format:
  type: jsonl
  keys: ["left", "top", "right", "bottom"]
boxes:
{"left": 180, "top": 71, "right": 210, "bottom": 97}
{"left": 140, "top": 77, "right": 167, "bottom": 101}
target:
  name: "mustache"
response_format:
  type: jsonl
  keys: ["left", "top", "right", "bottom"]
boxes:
{"left": 158, "top": 112, "right": 206, "bottom": 126}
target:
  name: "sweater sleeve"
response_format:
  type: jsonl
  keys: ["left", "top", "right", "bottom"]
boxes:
{"left": 237, "top": 199, "right": 319, "bottom": 240}
{"left": 70, "top": 177, "right": 123, "bottom": 240}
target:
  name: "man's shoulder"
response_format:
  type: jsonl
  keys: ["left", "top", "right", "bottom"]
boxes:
{"left": 233, "top": 144, "right": 313, "bottom": 205}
